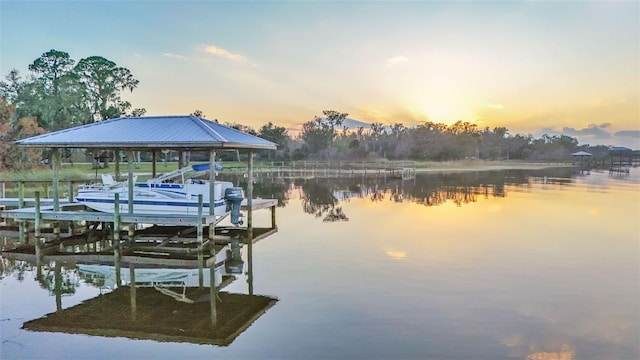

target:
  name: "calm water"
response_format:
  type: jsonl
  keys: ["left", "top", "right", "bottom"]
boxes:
{"left": 1, "top": 167, "right": 639, "bottom": 360}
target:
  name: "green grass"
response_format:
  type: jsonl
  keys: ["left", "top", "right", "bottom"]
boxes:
{"left": 1, "top": 159, "right": 569, "bottom": 182}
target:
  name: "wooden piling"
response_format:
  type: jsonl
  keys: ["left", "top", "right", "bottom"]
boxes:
{"left": 126, "top": 152, "right": 135, "bottom": 245}
{"left": 18, "top": 181, "right": 25, "bottom": 243}
{"left": 208, "top": 149, "right": 216, "bottom": 246}
{"left": 55, "top": 262, "right": 62, "bottom": 313}
{"left": 247, "top": 234, "right": 254, "bottom": 296}
{"left": 197, "top": 194, "right": 204, "bottom": 288}
{"left": 114, "top": 193, "right": 121, "bottom": 287}
{"left": 210, "top": 261, "right": 217, "bottom": 327}
{"left": 52, "top": 148, "right": 61, "bottom": 242}
{"left": 34, "top": 191, "right": 42, "bottom": 267}
{"left": 34, "top": 191, "right": 41, "bottom": 239}
{"left": 271, "top": 205, "right": 276, "bottom": 229}
{"left": 129, "top": 263, "right": 137, "bottom": 321}
{"left": 151, "top": 150, "right": 157, "bottom": 178}
{"left": 247, "top": 150, "right": 254, "bottom": 238}
{"left": 68, "top": 181, "right": 74, "bottom": 236}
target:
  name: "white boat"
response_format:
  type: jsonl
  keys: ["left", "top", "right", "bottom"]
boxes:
{"left": 75, "top": 163, "right": 244, "bottom": 224}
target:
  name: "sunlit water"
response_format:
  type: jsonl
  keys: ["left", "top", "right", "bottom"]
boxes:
{"left": 2, "top": 167, "right": 639, "bottom": 359}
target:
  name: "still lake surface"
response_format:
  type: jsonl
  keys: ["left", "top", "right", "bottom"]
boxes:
{"left": 1, "top": 167, "right": 639, "bottom": 360}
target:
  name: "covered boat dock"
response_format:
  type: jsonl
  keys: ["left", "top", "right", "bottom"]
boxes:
{"left": 1, "top": 115, "right": 279, "bottom": 327}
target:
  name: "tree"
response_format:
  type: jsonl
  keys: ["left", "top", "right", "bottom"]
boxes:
{"left": 191, "top": 109, "right": 205, "bottom": 117}
{"left": 28, "top": 49, "right": 75, "bottom": 95}
{"left": 22, "top": 50, "right": 90, "bottom": 130}
{"left": 74, "top": 56, "right": 141, "bottom": 121}
{"left": 0, "top": 97, "right": 46, "bottom": 170}
{"left": 258, "top": 122, "right": 290, "bottom": 160}
{"left": 0, "top": 69, "right": 24, "bottom": 104}
{"left": 369, "top": 122, "right": 385, "bottom": 155}
{"left": 300, "top": 110, "right": 348, "bottom": 159}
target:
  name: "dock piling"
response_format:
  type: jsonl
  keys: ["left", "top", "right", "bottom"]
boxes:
{"left": 130, "top": 263, "right": 137, "bottom": 321}
{"left": 18, "top": 181, "right": 25, "bottom": 243}
{"left": 114, "top": 193, "right": 122, "bottom": 287}
{"left": 197, "top": 194, "right": 204, "bottom": 288}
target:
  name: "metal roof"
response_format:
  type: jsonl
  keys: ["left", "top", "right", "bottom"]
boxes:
{"left": 571, "top": 151, "right": 592, "bottom": 156}
{"left": 14, "top": 115, "right": 277, "bottom": 150}
{"left": 608, "top": 146, "right": 632, "bottom": 153}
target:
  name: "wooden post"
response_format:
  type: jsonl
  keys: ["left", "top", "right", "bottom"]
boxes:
{"left": 209, "top": 149, "right": 216, "bottom": 217}
{"left": 247, "top": 150, "right": 254, "bottom": 296}
{"left": 52, "top": 148, "right": 60, "bottom": 211}
{"left": 197, "top": 194, "right": 204, "bottom": 288}
{"left": 129, "top": 262, "right": 137, "bottom": 321}
{"left": 247, "top": 150, "right": 254, "bottom": 238}
{"left": 18, "top": 181, "right": 25, "bottom": 243}
{"left": 127, "top": 150, "right": 134, "bottom": 215}
{"left": 271, "top": 204, "right": 276, "bottom": 229}
{"left": 208, "top": 149, "right": 216, "bottom": 249}
{"left": 51, "top": 148, "right": 61, "bottom": 242}
{"left": 34, "top": 191, "right": 41, "bottom": 239}
{"left": 115, "top": 149, "right": 120, "bottom": 181}
{"left": 247, "top": 233, "right": 254, "bottom": 296}
{"left": 34, "top": 191, "right": 42, "bottom": 267}
{"left": 127, "top": 150, "right": 135, "bottom": 244}
{"left": 210, "top": 260, "right": 217, "bottom": 327}
{"left": 152, "top": 150, "right": 157, "bottom": 178}
{"left": 68, "top": 181, "right": 74, "bottom": 235}
{"left": 114, "top": 193, "right": 121, "bottom": 287}
{"left": 55, "top": 262, "right": 62, "bottom": 313}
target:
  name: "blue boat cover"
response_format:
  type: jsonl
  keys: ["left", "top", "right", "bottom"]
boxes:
{"left": 192, "top": 163, "right": 223, "bottom": 172}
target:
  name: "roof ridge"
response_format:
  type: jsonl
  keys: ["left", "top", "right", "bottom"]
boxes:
{"left": 190, "top": 116, "right": 228, "bottom": 142}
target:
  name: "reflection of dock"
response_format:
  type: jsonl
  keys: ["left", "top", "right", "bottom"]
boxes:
{"left": 19, "top": 243, "right": 276, "bottom": 347}
{"left": 23, "top": 288, "right": 277, "bottom": 346}
{"left": 607, "top": 146, "right": 638, "bottom": 174}
{"left": 387, "top": 167, "right": 415, "bottom": 180}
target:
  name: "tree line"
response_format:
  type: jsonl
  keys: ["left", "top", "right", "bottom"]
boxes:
{"left": 1, "top": 49, "right": 607, "bottom": 170}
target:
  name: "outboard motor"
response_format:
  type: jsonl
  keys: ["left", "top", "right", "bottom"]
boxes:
{"left": 225, "top": 187, "right": 244, "bottom": 226}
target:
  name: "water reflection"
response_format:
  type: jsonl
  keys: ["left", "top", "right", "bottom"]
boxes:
{"left": 2, "top": 241, "right": 278, "bottom": 347}
{"left": 258, "top": 168, "right": 580, "bottom": 221}
{"left": 3, "top": 167, "right": 637, "bottom": 359}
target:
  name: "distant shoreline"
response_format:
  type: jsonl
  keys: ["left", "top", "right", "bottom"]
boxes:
{"left": 0, "top": 160, "right": 575, "bottom": 182}
{"left": 410, "top": 160, "right": 573, "bottom": 173}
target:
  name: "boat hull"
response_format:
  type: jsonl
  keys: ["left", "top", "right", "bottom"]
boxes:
{"left": 75, "top": 181, "right": 231, "bottom": 216}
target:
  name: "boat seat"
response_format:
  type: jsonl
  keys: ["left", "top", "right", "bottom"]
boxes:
{"left": 101, "top": 174, "right": 116, "bottom": 185}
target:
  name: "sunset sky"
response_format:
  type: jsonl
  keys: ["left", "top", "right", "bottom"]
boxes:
{"left": 1, "top": 1, "right": 638, "bottom": 148}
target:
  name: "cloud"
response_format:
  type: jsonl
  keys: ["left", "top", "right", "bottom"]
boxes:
{"left": 163, "top": 52, "right": 187, "bottom": 60}
{"left": 386, "top": 56, "right": 409, "bottom": 67}
{"left": 561, "top": 124, "right": 611, "bottom": 139}
{"left": 200, "top": 44, "right": 246, "bottom": 62}
{"left": 614, "top": 130, "right": 640, "bottom": 138}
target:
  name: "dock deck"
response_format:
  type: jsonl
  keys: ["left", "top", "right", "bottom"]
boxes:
{"left": 0, "top": 198, "right": 277, "bottom": 226}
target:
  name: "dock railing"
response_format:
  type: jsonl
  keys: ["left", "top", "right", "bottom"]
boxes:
{"left": 0, "top": 179, "right": 87, "bottom": 204}
{"left": 217, "top": 160, "right": 416, "bottom": 178}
